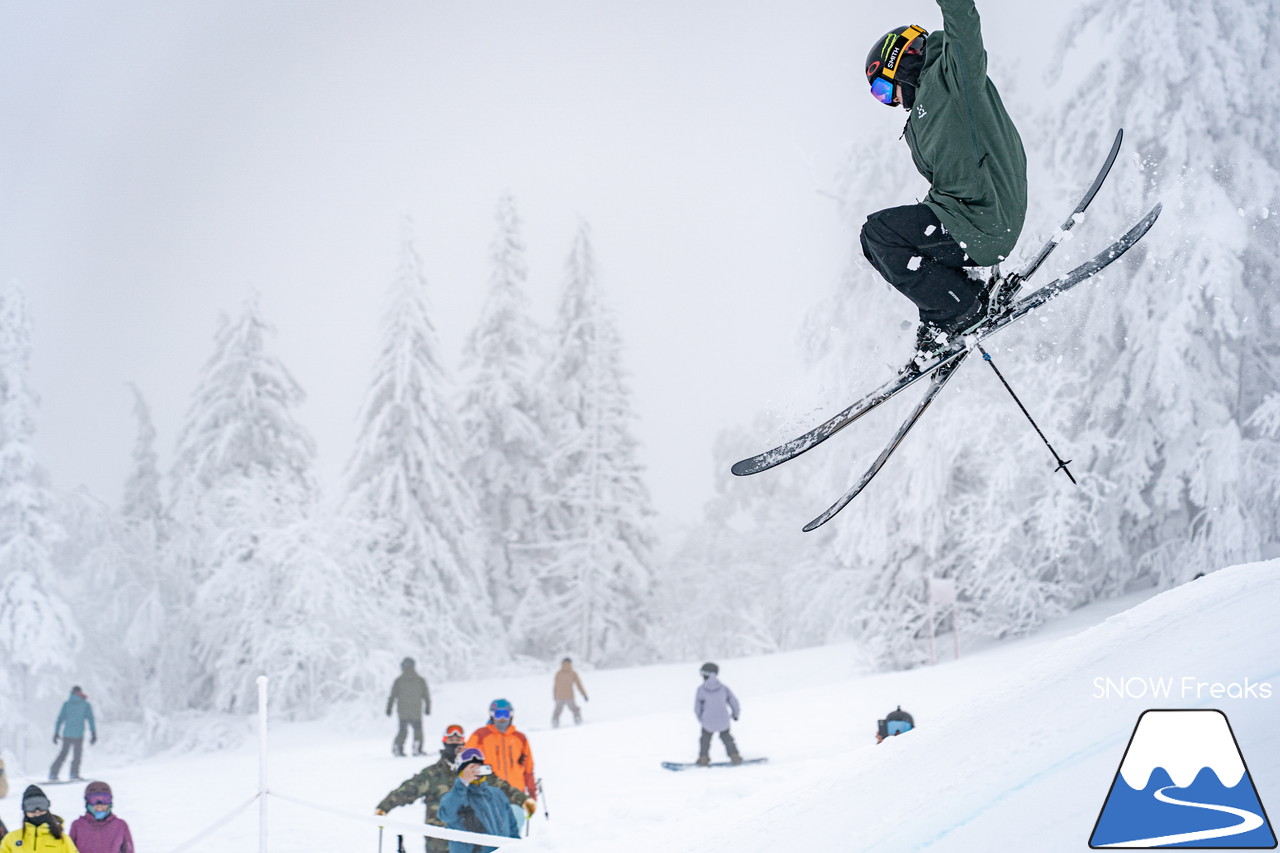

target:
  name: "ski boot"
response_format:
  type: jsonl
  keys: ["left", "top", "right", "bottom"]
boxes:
{"left": 905, "top": 286, "right": 991, "bottom": 373}
{"left": 729, "top": 752, "right": 744, "bottom": 766}
{"left": 695, "top": 755, "right": 711, "bottom": 766}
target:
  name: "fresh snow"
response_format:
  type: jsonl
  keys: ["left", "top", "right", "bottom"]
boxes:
{"left": 4, "top": 562, "right": 1276, "bottom": 852}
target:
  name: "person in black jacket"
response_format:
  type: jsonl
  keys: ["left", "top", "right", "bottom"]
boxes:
{"left": 387, "top": 657, "right": 432, "bottom": 757}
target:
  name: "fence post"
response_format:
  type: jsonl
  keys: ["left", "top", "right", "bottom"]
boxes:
{"left": 257, "top": 675, "right": 269, "bottom": 853}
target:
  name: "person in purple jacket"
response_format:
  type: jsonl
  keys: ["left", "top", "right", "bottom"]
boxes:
{"left": 694, "top": 662, "right": 742, "bottom": 766}
{"left": 69, "top": 780, "right": 135, "bottom": 853}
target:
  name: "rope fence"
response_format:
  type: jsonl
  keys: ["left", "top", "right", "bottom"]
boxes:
{"left": 163, "top": 676, "right": 522, "bottom": 852}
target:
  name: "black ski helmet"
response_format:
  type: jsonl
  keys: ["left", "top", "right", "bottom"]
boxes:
{"left": 865, "top": 24, "right": 927, "bottom": 106}
{"left": 700, "top": 662, "right": 719, "bottom": 676}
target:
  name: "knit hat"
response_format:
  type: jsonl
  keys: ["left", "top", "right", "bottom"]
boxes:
{"left": 23, "top": 784, "right": 50, "bottom": 813}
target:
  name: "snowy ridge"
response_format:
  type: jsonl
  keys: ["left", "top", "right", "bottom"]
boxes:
{"left": 1117, "top": 710, "right": 1246, "bottom": 790}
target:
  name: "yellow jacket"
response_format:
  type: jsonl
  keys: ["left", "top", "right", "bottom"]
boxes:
{"left": 1, "top": 819, "right": 80, "bottom": 853}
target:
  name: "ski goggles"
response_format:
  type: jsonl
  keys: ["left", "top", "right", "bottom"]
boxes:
{"left": 492, "top": 708, "right": 512, "bottom": 720}
{"left": 868, "top": 24, "right": 927, "bottom": 105}
{"left": 870, "top": 76, "right": 897, "bottom": 106}
{"left": 443, "top": 724, "right": 466, "bottom": 741}
{"left": 86, "top": 794, "right": 113, "bottom": 807}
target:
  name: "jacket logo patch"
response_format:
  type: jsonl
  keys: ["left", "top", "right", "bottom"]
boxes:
{"left": 917, "top": 104, "right": 928, "bottom": 118}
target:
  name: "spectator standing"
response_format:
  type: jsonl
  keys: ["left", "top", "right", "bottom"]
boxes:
{"left": 69, "top": 781, "right": 134, "bottom": 853}
{"left": 1, "top": 785, "right": 77, "bottom": 853}
{"left": 437, "top": 748, "right": 520, "bottom": 853}
{"left": 376, "top": 724, "right": 533, "bottom": 853}
{"left": 466, "top": 699, "right": 536, "bottom": 796}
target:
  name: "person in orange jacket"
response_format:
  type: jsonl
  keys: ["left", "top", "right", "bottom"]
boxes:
{"left": 466, "top": 698, "right": 536, "bottom": 797}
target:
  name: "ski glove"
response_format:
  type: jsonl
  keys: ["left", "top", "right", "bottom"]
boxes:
{"left": 375, "top": 809, "right": 387, "bottom": 816}
{"left": 732, "top": 715, "right": 739, "bottom": 722}
{"left": 523, "top": 799, "right": 537, "bottom": 817}
{"left": 53, "top": 733, "right": 60, "bottom": 744}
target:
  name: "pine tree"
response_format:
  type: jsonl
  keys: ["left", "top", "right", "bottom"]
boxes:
{"left": 515, "top": 223, "right": 656, "bottom": 665}
{"left": 0, "top": 281, "right": 79, "bottom": 740}
{"left": 458, "top": 193, "right": 553, "bottom": 622}
{"left": 169, "top": 295, "right": 338, "bottom": 713}
{"left": 122, "top": 383, "right": 164, "bottom": 528}
{"left": 1035, "top": 0, "right": 1280, "bottom": 588}
{"left": 344, "top": 229, "right": 497, "bottom": 677}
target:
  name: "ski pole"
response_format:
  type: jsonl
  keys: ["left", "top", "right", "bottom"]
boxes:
{"left": 537, "top": 777, "right": 550, "bottom": 819}
{"left": 377, "top": 825, "right": 383, "bottom": 853}
{"left": 978, "top": 345, "right": 1077, "bottom": 485}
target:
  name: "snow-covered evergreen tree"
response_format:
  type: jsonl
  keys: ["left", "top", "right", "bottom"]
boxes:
{"left": 1035, "top": 0, "right": 1280, "bottom": 588}
{"left": 344, "top": 229, "right": 497, "bottom": 677}
{"left": 514, "top": 223, "right": 656, "bottom": 665}
{"left": 168, "top": 295, "right": 366, "bottom": 713}
{"left": 0, "top": 281, "right": 79, "bottom": 740}
{"left": 458, "top": 193, "right": 553, "bottom": 623}
{"left": 122, "top": 383, "right": 164, "bottom": 529}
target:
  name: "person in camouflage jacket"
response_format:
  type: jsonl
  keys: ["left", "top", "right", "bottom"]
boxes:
{"left": 376, "top": 724, "right": 532, "bottom": 853}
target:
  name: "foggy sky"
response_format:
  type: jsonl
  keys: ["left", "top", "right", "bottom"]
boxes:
{"left": 0, "top": 0, "right": 1067, "bottom": 531}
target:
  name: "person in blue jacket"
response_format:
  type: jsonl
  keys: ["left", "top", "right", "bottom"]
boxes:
{"left": 50, "top": 685, "right": 97, "bottom": 781}
{"left": 437, "top": 747, "right": 520, "bottom": 853}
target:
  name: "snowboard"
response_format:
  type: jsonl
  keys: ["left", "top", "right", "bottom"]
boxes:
{"left": 661, "top": 758, "right": 768, "bottom": 771}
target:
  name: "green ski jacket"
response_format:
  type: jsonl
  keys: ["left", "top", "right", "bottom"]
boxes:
{"left": 906, "top": 0, "right": 1027, "bottom": 266}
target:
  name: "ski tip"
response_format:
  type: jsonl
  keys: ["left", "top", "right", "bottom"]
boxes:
{"left": 730, "top": 459, "right": 754, "bottom": 477}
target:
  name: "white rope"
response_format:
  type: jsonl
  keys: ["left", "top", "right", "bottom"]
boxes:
{"left": 167, "top": 793, "right": 262, "bottom": 853}
{"left": 268, "top": 788, "right": 523, "bottom": 848}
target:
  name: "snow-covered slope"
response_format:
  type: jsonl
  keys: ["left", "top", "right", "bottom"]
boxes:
{"left": 4, "top": 562, "right": 1276, "bottom": 852}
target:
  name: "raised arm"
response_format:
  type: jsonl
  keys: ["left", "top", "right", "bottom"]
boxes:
{"left": 936, "top": 0, "right": 988, "bottom": 82}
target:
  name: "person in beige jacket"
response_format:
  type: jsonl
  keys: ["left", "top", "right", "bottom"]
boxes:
{"left": 552, "top": 658, "right": 589, "bottom": 728}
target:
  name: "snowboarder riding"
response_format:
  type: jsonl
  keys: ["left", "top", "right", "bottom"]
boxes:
{"left": 694, "top": 662, "right": 742, "bottom": 766}
{"left": 860, "top": 0, "right": 1027, "bottom": 370}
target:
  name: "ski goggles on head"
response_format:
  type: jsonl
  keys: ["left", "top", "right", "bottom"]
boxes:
{"left": 492, "top": 708, "right": 512, "bottom": 720}
{"left": 455, "top": 747, "right": 488, "bottom": 772}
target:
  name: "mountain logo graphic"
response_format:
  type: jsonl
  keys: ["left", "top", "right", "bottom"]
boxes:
{"left": 1090, "top": 709, "right": 1276, "bottom": 848}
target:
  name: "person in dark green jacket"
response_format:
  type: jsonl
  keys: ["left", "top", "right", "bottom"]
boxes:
{"left": 860, "top": 0, "right": 1027, "bottom": 370}
{"left": 387, "top": 657, "right": 432, "bottom": 757}
{"left": 50, "top": 685, "right": 96, "bottom": 781}
{"left": 375, "top": 724, "right": 532, "bottom": 853}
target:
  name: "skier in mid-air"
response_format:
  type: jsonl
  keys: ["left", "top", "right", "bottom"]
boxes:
{"left": 860, "top": 0, "right": 1027, "bottom": 370}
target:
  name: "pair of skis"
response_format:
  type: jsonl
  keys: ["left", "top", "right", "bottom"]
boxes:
{"left": 732, "top": 129, "right": 1162, "bottom": 531}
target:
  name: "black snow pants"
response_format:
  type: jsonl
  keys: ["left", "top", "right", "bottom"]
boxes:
{"left": 860, "top": 204, "right": 983, "bottom": 324}
{"left": 699, "top": 727, "right": 739, "bottom": 760}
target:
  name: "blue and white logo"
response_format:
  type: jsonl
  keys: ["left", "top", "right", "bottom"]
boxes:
{"left": 1090, "top": 709, "right": 1276, "bottom": 848}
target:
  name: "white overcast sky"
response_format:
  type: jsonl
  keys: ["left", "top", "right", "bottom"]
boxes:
{"left": 0, "top": 0, "right": 1068, "bottom": 529}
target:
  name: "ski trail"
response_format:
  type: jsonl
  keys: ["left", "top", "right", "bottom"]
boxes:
{"left": 1097, "top": 785, "right": 1264, "bottom": 848}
